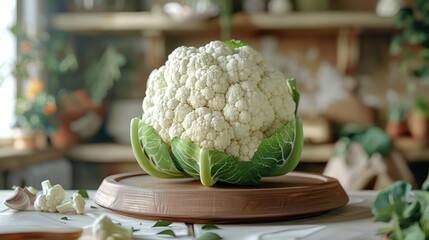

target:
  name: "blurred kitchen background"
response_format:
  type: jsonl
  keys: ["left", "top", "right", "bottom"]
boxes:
{"left": 0, "top": 0, "right": 428, "bottom": 191}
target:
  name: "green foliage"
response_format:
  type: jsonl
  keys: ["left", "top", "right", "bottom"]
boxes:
{"left": 373, "top": 175, "right": 429, "bottom": 240}
{"left": 412, "top": 96, "right": 429, "bottom": 117}
{"left": 85, "top": 46, "right": 126, "bottom": 106}
{"left": 15, "top": 92, "right": 58, "bottom": 134}
{"left": 372, "top": 181, "right": 411, "bottom": 223}
{"left": 340, "top": 125, "right": 391, "bottom": 157}
{"left": 388, "top": 101, "right": 409, "bottom": 123}
{"left": 8, "top": 25, "right": 127, "bottom": 135}
{"left": 391, "top": 2, "right": 429, "bottom": 79}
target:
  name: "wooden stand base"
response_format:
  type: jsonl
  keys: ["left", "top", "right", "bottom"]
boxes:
{"left": 94, "top": 171, "right": 349, "bottom": 223}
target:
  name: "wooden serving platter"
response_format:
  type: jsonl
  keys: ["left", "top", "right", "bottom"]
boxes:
{"left": 94, "top": 172, "right": 349, "bottom": 223}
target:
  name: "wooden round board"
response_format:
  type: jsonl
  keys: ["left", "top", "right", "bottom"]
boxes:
{"left": 94, "top": 172, "right": 349, "bottom": 223}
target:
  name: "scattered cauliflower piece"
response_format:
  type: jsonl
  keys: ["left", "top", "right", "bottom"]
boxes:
{"left": 56, "top": 192, "right": 86, "bottom": 214}
{"left": 34, "top": 180, "right": 65, "bottom": 213}
{"left": 142, "top": 40, "right": 296, "bottom": 160}
{"left": 92, "top": 214, "right": 132, "bottom": 240}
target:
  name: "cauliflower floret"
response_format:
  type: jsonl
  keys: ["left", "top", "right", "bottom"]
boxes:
{"left": 142, "top": 41, "right": 296, "bottom": 161}
{"left": 93, "top": 214, "right": 132, "bottom": 240}
{"left": 56, "top": 192, "right": 86, "bottom": 215}
{"left": 34, "top": 180, "right": 65, "bottom": 213}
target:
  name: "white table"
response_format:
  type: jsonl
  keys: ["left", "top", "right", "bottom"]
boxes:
{"left": 0, "top": 190, "right": 389, "bottom": 239}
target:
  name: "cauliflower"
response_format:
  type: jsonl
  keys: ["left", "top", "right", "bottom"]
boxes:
{"left": 142, "top": 40, "right": 295, "bottom": 161}
{"left": 56, "top": 192, "right": 86, "bottom": 214}
{"left": 34, "top": 180, "right": 65, "bottom": 212}
{"left": 131, "top": 40, "right": 303, "bottom": 186}
{"left": 92, "top": 214, "right": 132, "bottom": 240}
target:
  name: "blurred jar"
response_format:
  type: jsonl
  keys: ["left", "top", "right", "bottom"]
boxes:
{"left": 295, "top": 0, "right": 330, "bottom": 11}
{"left": 376, "top": 0, "right": 404, "bottom": 17}
{"left": 243, "top": 0, "right": 265, "bottom": 13}
{"left": 68, "top": 0, "right": 138, "bottom": 12}
{"left": 268, "top": 0, "right": 293, "bottom": 14}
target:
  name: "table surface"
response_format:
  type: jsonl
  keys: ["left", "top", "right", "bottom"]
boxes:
{"left": 0, "top": 190, "right": 389, "bottom": 240}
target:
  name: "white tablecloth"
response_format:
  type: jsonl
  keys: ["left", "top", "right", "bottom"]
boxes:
{"left": 0, "top": 190, "right": 388, "bottom": 240}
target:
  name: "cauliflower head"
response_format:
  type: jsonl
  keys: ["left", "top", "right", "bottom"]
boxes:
{"left": 142, "top": 40, "right": 295, "bottom": 161}
{"left": 131, "top": 40, "right": 303, "bottom": 186}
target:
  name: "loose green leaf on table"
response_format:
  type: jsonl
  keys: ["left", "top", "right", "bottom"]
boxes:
{"left": 152, "top": 220, "right": 172, "bottom": 227}
{"left": 61, "top": 216, "right": 69, "bottom": 221}
{"left": 157, "top": 229, "right": 176, "bottom": 237}
{"left": 202, "top": 224, "right": 220, "bottom": 230}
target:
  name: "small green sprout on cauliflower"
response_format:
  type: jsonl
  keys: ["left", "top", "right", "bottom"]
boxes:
{"left": 56, "top": 192, "right": 86, "bottom": 214}
{"left": 92, "top": 214, "right": 132, "bottom": 240}
{"left": 34, "top": 180, "right": 65, "bottom": 212}
{"left": 131, "top": 40, "right": 303, "bottom": 186}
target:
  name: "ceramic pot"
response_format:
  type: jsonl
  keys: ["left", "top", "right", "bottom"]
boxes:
{"left": 407, "top": 113, "right": 429, "bottom": 140}
{"left": 50, "top": 89, "right": 93, "bottom": 149}
{"left": 385, "top": 122, "right": 409, "bottom": 140}
{"left": 50, "top": 124, "right": 80, "bottom": 149}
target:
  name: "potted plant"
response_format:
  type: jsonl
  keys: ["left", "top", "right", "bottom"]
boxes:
{"left": 50, "top": 45, "right": 126, "bottom": 148}
{"left": 13, "top": 79, "right": 58, "bottom": 150}
{"left": 10, "top": 26, "right": 127, "bottom": 149}
{"left": 408, "top": 96, "right": 429, "bottom": 140}
{"left": 389, "top": 1, "right": 429, "bottom": 141}
{"left": 6, "top": 29, "right": 58, "bottom": 150}
{"left": 385, "top": 101, "right": 409, "bottom": 140}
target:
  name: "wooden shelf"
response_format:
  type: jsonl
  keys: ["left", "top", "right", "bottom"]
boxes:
{"left": 52, "top": 12, "right": 220, "bottom": 33}
{"left": 52, "top": 11, "right": 394, "bottom": 33}
{"left": 248, "top": 12, "right": 393, "bottom": 30}
{"left": 0, "top": 147, "right": 64, "bottom": 172}
{"left": 51, "top": 11, "right": 395, "bottom": 76}
{"left": 393, "top": 137, "right": 429, "bottom": 163}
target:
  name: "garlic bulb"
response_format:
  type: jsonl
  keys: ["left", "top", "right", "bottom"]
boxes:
{"left": 4, "top": 187, "right": 36, "bottom": 211}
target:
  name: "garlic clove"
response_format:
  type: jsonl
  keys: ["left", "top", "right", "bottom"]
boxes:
{"left": 4, "top": 187, "right": 31, "bottom": 211}
{"left": 24, "top": 187, "right": 36, "bottom": 205}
